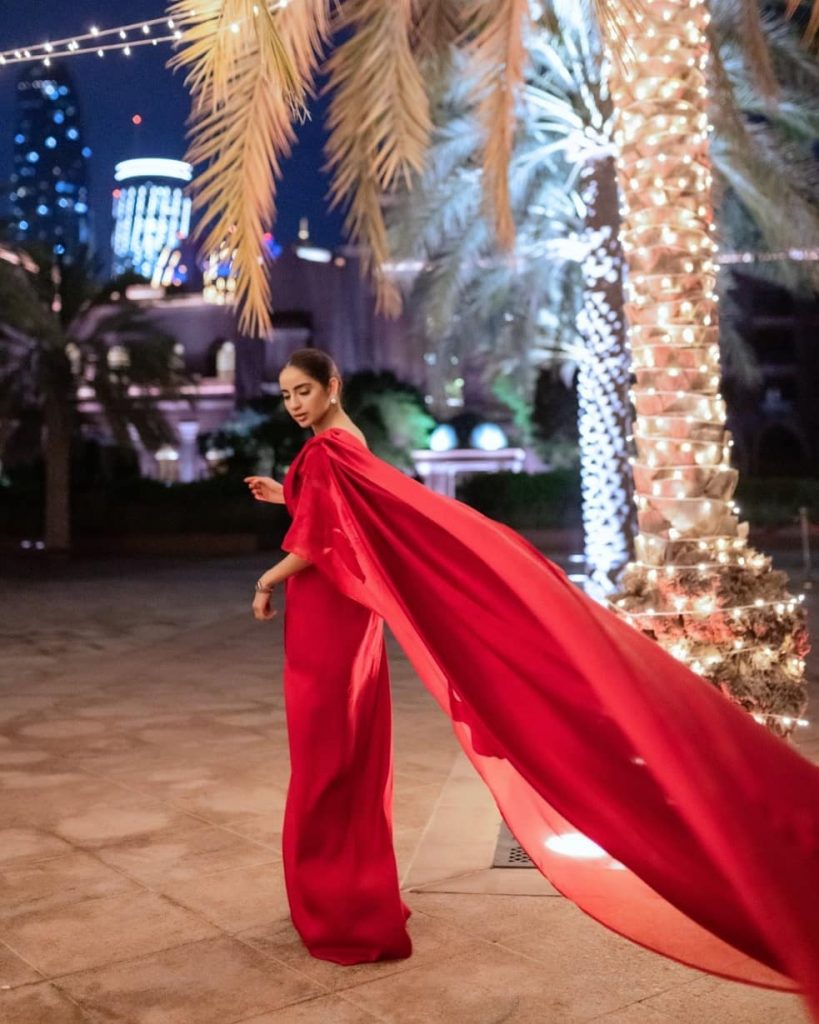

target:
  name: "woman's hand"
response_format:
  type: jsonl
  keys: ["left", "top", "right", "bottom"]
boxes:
{"left": 252, "top": 590, "right": 277, "bottom": 621}
{"left": 244, "top": 476, "right": 285, "bottom": 504}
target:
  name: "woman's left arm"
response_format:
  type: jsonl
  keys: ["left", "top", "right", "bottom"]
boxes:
{"left": 259, "top": 553, "right": 311, "bottom": 588}
{"left": 252, "top": 553, "right": 312, "bottom": 621}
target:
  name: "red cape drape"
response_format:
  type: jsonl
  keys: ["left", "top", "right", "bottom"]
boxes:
{"left": 282, "top": 428, "right": 819, "bottom": 1018}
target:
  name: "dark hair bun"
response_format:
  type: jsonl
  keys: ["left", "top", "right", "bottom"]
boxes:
{"left": 284, "top": 348, "right": 343, "bottom": 394}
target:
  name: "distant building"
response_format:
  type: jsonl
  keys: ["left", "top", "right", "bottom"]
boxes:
{"left": 9, "top": 62, "right": 92, "bottom": 261}
{"left": 74, "top": 243, "right": 423, "bottom": 482}
{"left": 111, "top": 158, "right": 193, "bottom": 280}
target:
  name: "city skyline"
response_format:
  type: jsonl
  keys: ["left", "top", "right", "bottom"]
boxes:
{"left": 0, "top": 0, "right": 344, "bottom": 274}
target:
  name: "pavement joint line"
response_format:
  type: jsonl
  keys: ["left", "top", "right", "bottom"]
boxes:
{"left": 397, "top": 753, "right": 465, "bottom": 888}
{"left": 31, "top": 931, "right": 257, "bottom": 987}
{"left": 406, "top": 866, "right": 506, "bottom": 892}
{"left": 0, "top": 936, "right": 48, "bottom": 982}
{"left": 583, "top": 974, "right": 720, "bottom": 1022}
{"left": 229, "top": 931, "right": 337, "bottom": 996}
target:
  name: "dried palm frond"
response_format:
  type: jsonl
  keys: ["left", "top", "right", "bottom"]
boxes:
{"left": 277, "top": 0, "right": 332, "bottom": 85}
{"left": 169, "top": 1, "right": 323, "bottom": 335}
{"left": 463, "top": 0, "right": 529, "bottom": 249}
{"left": 325, "top": 0, "right": 432, "bottom": 314}
{"left": 785, "top": 0, "right": 819, "bottom": 44}
{"left": 730, "top": 0, "right": 779, "bottom": 101}
{"left": 413, "top": 0, "right": 466, "bottom": 58}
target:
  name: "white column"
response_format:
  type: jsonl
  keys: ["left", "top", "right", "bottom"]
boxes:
{"left": 177, "top": 420, "right": 201, "bottom": 483}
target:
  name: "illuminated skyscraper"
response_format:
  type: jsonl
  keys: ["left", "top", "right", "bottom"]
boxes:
{"left": 9, "top": 62, "right": 92, "bottom": 261}
{"left": 111, "top": 158, "right": 193, "bottom": 279}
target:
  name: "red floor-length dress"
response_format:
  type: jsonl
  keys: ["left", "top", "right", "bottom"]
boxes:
{"left": 281, "top": 522, "right": 411, "bottom": 963}
{"left": 282, "top": 428, "right": 819, "bottom": 1020}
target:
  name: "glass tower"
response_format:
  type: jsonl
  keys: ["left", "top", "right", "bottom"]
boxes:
{"left": 111, "top": 158, "right": 193, "bottom": 280}
{"left": 9, "top": 62, "right": 92, "bottom": 261}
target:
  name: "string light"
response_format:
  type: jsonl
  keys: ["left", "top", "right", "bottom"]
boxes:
{"left": 604, "top": 0, "right": 808, "bottom": 737}
{"left": 613, "top": 595, "right": 804, "bottom": 619}
{"left": 0, "top": 32, "right": 177, "bottom": 65}
{"left": 0, "top": 16, "right": 177, "bottom": 65}
{"left": 0, "top": 4, "right": 292, "bottom": 67}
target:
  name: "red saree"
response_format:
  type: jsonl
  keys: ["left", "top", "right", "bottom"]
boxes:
{"left": 282, "top": 427, "right": 819, "bottom": 1018}
{"left": 281, "top": 563, "right": 412, "bottom": 963}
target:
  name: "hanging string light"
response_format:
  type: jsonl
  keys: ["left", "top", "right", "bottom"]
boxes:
{"left": 0, "top": 17, "right": 182, "bottom": 66}
{"left": 0, "top": 2, "right": 294, "bottom": 68}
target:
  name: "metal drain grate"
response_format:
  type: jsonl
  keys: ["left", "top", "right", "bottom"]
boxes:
{"left": 492, "top": 821, "right": 535, "bottom": 868}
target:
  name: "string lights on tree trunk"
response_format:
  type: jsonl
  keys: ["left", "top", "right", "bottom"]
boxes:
{"left": 602, "top": 0, "right": 809, "bottom": 737}
{"left": 576, "top": 156, "right": 635, "bottom": 596}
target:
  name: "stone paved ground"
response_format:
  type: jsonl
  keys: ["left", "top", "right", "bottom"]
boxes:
{"left": 0, "top": 550, "right": 817, "bottom": 1024}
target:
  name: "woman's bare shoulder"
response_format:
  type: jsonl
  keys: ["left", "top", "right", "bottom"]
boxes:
{"left": 323, "top": 427, "right": 369, "bottom": 450}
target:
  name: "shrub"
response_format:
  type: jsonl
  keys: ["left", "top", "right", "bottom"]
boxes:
{"left": 456, "top": 469, "right": 581, "bottom": 529}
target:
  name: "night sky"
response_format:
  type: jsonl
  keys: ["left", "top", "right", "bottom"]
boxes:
{"left": 0, "top": 0, "right": 345, "bottom": 273}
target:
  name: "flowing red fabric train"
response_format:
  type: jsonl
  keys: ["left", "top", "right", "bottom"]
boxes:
{"left": 282, "top": 560, "right": 412, "bottom": 963}
{"left": 282, "top": 428, "right": 819, "bottom": 1019}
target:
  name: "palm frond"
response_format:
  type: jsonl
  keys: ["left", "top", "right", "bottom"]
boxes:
{"left": 707, "top": 0, "right": 819, "bottom": 292}
{"left": 169, "top": 1, "right": 310, "bottom": 336}
{"left": 325, "top": 0, "right": 432, "bottom": 314}
{"left": 413, "top": 0, "right": 466, "bottom": 58}
{"left": 737, "top": 0, "right": 779, "bottom": 100}
{"left": 277, "top": 0, "right": 332, "bottom": 85}
{"left": 463, "top": 0, "right": 529, "bottom": 248}
{"left": 785, "top": 0, "right": 819, "bottom": 43}
{"left": 713, "top": 135, "right": 819, "bottom": 291}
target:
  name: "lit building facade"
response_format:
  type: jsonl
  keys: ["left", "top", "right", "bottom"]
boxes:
{"left": 9, "top": 62, "right": 92, "bottom": 261}
{"left": 111, "top": 158, "right": 192, "bottom": 280}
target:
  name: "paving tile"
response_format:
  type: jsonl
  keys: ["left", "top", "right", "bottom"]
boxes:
{"left": 220, "top": 814, "right": 284, "bottom": 850}
{"left": 236, "top": 905, "right": 475, "bottom": 994}
{"left": 0, "top": 768, "right": 98, "bottom": 790}
{"left": 55, "top": 935, "right": 321, "bottom": 1024}
{"left": 0, "top": 890, "right": 220, "bottom": 976}
{"left": 158, "top": 774, "right": 289, "bottom": 824}
{"left": 95, "top": 824, "right": 280, "bottom": 886}
{"left": 491, "top": 899, "right": 697, "bottom": 1018}
{"left": 405, "top": 891, "right": 563, "bottom": 943}
{"left": 0, "top": 980, "right": 93, "bottom": 1023}
{"left": 622, "top": 974, "right": 811, "bottom": 1024}
{"left": 0, "top": 777, "right": 168, "bottom": 830}
{"left": 413, "top": 868, "right": 559, "bottom": 896}
{"left": 0, "top": 941, "right": 45, "bottom": 988}
{"left": 340, "top": 941, "right": 586, "bottom": 1023}
{"left": 0, "top": 851, "right": 140, "bottom": 920}
{"left": 0, "top": 748, "right": 54, "bottom": 766}
{"left": 15, "top": 719, "right": 112, "bottom": 741}
{"left": 238, "top": 992, "right": 384, "bottom": 1024}
{"left": 160, "top": 861, "right": 291, "bottom": 932}
{"left": 52, "top": 796, "right": 207, "bottom": 847}
{"left": 0, "top": 828, "right": 74, "bottom": 866}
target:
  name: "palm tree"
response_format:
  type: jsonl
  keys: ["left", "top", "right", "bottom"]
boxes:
{"left": 0, "top": 251, "right": 186, "bottom": 551}
{"left": 389, "top": 27, "right": 634, "bottom": 596}
{"left": 387, "top": 0, "right": 819, "bottom": 598}
{"left": 169, "top": 0, "right": 816, "bottom": 731}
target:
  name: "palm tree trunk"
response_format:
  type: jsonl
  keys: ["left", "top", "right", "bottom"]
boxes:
{"left": 44, "top": 392, "right": 71, "bottom": 553}
{"left": 577, "top": 155, "right": 635, "bottom": 595}
{"left": 601, "top": 0, "right": 808, "bottom": 735}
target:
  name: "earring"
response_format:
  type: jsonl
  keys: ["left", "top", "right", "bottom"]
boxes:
{"left": 331, "top": 397, "right": 338, "bottom": 405}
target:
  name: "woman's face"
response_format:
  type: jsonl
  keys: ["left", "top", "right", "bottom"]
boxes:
{"left": 279, "top": 366, "right": 336, "bottom": 428}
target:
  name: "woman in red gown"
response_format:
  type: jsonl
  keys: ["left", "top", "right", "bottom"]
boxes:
{"left": 247, "top": 349, "right": 819, "bottom": 1020}
{"left": 247, "top": 349, "right": 412, "bottom": 965}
